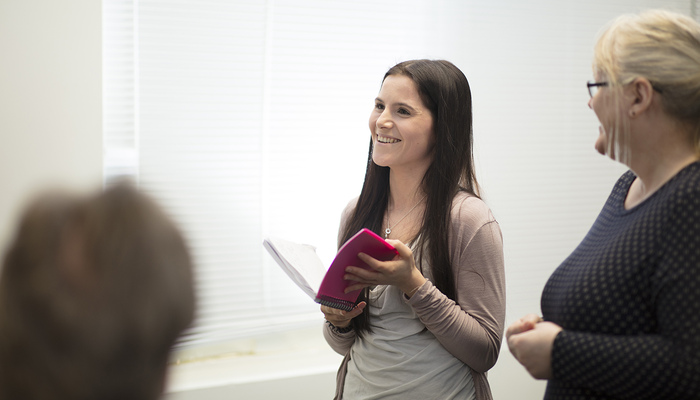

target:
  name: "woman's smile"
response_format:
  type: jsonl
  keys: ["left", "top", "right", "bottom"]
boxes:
{"left": 377, "top": 135, "right": 401, "bottom": 144}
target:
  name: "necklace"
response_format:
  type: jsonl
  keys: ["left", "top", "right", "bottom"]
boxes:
{"left": 384, "top": 194, "right": 427, "bottom": 239}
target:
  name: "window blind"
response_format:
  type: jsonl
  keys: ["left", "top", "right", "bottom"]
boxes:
{"left": 103, "top": 0, "right": 696, "bottom": 357}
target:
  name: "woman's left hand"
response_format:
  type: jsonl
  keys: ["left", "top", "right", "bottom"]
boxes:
{"left": 506, "top": 314, "right": 563, "bottom": 379}
{"left": 343, "top": 239, "right": 427, "bottom": 296}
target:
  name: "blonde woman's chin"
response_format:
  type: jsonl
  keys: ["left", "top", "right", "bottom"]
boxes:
{"left": 594, "top": 126, "right": 607, "bottom": 156}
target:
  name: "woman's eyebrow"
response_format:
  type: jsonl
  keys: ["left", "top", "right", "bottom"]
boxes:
{"left": 395, "top": 102, "right": 415, "bottom": 109}
{"left": 375, "top": 98, "right": 416, "bottom": 109}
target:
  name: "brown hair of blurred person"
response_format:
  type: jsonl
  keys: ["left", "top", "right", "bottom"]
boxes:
{"left": 0, "top": 183, "right": 195, "bottom": 400}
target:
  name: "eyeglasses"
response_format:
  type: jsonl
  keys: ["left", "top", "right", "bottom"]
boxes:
{"left": 587, "top": 81, "right": 608, "bottom": 98}
{"left": 587, "top": 80, "right": 664, "bottom": 99}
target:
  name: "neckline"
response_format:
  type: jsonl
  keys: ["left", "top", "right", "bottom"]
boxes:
{"left": 618, "top": 160, "right": 700, "bottom": 213}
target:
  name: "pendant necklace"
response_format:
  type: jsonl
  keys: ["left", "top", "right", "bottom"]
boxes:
{"left": 384, "top": 194, "right": 427, "bottom": 239}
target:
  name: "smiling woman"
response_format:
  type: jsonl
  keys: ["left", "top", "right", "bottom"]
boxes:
{"left": 321, "top": 59, "right": 505, "bottom": 400}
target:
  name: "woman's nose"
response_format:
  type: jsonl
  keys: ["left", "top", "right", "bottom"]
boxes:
{"left": 376, "top": 110, "right": 392, "bottom": 129}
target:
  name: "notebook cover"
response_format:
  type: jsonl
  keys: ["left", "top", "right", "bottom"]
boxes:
{"left": 315, "top": 229, "right": 398, "bottom": 311}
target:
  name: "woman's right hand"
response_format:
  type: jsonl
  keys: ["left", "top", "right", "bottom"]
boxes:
{"left": 321, "top": 301, "right": 366, "bottom": 328}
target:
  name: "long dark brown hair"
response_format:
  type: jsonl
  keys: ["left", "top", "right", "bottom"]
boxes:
{"left": 341, "top": 59, "right": 479, "bottom": 335}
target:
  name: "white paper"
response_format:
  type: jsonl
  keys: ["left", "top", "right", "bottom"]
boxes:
{"left": 263, "top": 236, "right": 327, "bottom": 300}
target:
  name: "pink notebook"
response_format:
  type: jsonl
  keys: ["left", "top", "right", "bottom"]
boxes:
{"left": 315, "top": 229, "right": 398, "bottom": 310}
{"left": 263, "top": 229, "right": 398, "bottom": 311}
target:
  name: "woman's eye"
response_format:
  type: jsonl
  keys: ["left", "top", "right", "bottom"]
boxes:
{"left": 398, "top": 108, "right": 410, "bottom": 116}
{"left": 374, "top": 103, "right": 385, "bottom": 111}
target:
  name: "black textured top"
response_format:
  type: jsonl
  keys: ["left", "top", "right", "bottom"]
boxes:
{"left": 541, "top": 162, "right": 700, "bottom": 399}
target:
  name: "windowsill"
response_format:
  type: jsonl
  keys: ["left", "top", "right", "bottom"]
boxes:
{"left": 165, "top": 325, "right": 343, "bottom": 394}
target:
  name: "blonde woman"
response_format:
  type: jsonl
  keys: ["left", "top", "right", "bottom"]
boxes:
{"left": 507, "top": 10, "right": 700, "bottom": 400}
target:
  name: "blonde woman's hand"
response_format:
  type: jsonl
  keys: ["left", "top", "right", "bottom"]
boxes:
{"left": 343, "top": 239, "right": 427, "bottom": 297}
{"left": 506, "top": 314, "right": 542, "bottom": 336}
{"left": 321, "top": 301, "right": 366, "bottom": 329}
{"left": 506, "top": 314, "right": 562, "bottom": 379}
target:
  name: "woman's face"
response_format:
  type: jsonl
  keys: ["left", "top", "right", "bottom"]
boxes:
{"left": 588, "top": 74, "right": 617, "bottom": 158}
{"left": 590, "top": 96, "right": 610, "bottom": 157}
{"left": 369, "top": 74, "right": 435, "bottom": 173}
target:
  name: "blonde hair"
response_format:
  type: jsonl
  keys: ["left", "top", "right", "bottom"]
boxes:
{"left": 593, "top": 9, "right": 700, "bottom": 159}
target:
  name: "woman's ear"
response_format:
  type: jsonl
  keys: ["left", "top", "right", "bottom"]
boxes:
{"left": 628, "top": 78, "right": 654, "bottom": 118}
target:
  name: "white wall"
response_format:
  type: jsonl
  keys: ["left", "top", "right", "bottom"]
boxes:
{"left": 0, "top": 0, "right": 102, "bottom": 248}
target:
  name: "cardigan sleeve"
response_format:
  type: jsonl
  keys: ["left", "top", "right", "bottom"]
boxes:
{"left": 322, "top": 323, "right": 356, "bottom": 356}
{"left": 408, "top": 195, "right": 506, "bottom": 372}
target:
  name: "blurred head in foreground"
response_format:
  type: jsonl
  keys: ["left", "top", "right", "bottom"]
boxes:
{"left": 0, "top": 183, "right": 195, "bottom": 400}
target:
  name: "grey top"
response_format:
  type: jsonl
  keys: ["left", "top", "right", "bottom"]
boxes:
{"left": 343, "top": 282, "right": 476, "bottom": 399}
{"left": 324, "top": 191, "right": 506, "bottom": 400}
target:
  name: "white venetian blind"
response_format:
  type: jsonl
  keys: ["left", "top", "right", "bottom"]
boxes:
{"left": 103, "top": 0, "right": 443, "bottom": 353}
{"left": 103, "top": 0, "right": 696, "bottom": 355}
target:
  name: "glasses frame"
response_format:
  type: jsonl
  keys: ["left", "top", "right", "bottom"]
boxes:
{"left": 587, "top": 81, "right": 608, "bottom": 98}
{"left": 587, "top": 80, "right": 664, "bottom": 99}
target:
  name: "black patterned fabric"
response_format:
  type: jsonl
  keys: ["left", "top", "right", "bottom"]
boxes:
{"left": 541, "top": 162, "right": 700, "bottom": 400}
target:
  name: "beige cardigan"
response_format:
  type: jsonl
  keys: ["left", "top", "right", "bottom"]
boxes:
{"left": 323, "top": 192, "right": 506, "bottom": 400}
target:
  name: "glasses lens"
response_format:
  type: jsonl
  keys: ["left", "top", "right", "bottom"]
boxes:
{"left": 588, "top": 83, "right": 597, "bottom": 98}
